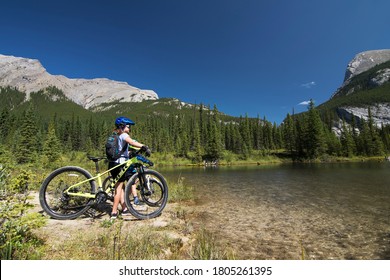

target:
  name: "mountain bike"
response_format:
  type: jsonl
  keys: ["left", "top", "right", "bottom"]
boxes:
{"left": 39, "top": 150, "right": 168, "bottom": 220}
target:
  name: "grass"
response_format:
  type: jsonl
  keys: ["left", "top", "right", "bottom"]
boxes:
{"left": 35, "top": 214, "right": 187, "bottom": 260}
{"left": 190, "top": 228, "right": 236, "bottom": 260}
{"left": 36, "top": 207, "right": 235, "bottom": 260}
{"left": 167, "top": 176, "right": 194, "bottom": 203}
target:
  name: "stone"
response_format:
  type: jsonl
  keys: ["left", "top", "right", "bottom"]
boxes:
{"left": 0, "top": 54, "right": 158, "bottom": 109}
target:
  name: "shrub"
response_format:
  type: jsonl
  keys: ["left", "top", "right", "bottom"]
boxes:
{"left": 0, "top": 165, "right": 46, "bottom": 259}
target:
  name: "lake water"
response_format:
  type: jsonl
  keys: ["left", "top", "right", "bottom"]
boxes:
{"left": 160, "top": 161, "right": 390, "bottom": 259}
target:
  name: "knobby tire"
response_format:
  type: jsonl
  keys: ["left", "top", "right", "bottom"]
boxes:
{"left": 124, "top": 169, "right": 168, "bottom": 219}
{"left": 39, "top": 166, "right": 96, "bottom": 220}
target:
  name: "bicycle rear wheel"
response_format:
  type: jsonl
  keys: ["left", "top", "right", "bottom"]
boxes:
{"left": 124, "top": 169, "right": 168, "bottom": 219}
{"left": 39, "top": 166, "right": 96, "bottom": 220}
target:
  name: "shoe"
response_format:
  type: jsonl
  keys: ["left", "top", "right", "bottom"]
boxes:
{"left": 134, "top": 197, "right": 144, "bottom": 205}
{"left": 122, "top": 209, "right": 131, "bottom": 216}
{"left": 110, "top": 212, "right": 118, "bottom": 219}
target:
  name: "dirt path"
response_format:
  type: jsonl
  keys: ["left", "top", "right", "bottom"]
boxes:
{"left": 29, "top": 192, "right": 198, "bottom": 259}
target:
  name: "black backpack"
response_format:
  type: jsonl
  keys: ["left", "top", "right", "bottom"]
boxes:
{"left": 105, "top": 132, "right": 128, "bottom": 161}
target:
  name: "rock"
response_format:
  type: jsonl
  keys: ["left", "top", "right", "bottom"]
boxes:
{"left": 337, "top": 104, "right": 390, "bottom": 127}
{"left": 344, "top": 49, "right": 390, "bottom": 82}
{"left": 329, "top": 50, "right": 390, "bottom": 127}
{"left": 369, "top": 68, "right": 390, "bottom": 87}
{"left": 332, "top": 49, "right": 390, "bottom": 99}
{"left": 0, "top": 54, "right": 158, "bottom": 109}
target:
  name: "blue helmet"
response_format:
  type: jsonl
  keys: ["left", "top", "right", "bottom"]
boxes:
{"left": 115, "top": 116, "right": 135, "bottom": 128}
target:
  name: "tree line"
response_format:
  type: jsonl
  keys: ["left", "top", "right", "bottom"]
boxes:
{"left": 0, "top": 99, "right": 389, "bottom": 165}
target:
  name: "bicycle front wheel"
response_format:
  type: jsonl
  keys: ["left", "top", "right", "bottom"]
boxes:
{"left": 39, "top": 166, "right": 96, "bottom": 220}
{"left": 124, "top": 169, "right": 168, "bottom": 219}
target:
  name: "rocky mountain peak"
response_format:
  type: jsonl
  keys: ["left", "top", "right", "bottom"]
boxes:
{"left": 329, "top": 49, "right": 390, "bottom": 129}
{"left": 343, "top": 49, "right": 390, "bottom": 83}
{"left": 332, "top": 49, "right": 390, "bottom": 99}
{"left": 0, "top": 54, "right": 158, "bottom": 109}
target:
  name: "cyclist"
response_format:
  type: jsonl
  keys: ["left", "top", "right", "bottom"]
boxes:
{"left": 108, "top": 116, "right": 151, "bottom": 219}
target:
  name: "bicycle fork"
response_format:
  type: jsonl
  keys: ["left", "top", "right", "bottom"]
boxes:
{"left": 137, "top": 166, "right": 152, "bottom": 196}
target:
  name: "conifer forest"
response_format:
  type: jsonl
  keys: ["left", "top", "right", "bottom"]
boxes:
{"left": 1, "top": 87, "right": 389, "bottom": 165}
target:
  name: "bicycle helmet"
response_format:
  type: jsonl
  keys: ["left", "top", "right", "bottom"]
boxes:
{"left": 115, "top": 116, "right": 135, "bottom": 128}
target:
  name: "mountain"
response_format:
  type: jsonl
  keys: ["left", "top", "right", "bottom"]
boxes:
{"left": 0, "top": 54, "right": 233, "bottom": 124}
{"left": 0, "top": 54, "right": 158, "bottom": 109}
{"left": 332, "top": 49, "right": 390, "bottom": 98}
{"left": 319, "top": 49, "right": 390, "bottom": 127}
{"left": 2, "top": 51, "right": 389, "bottom": 128}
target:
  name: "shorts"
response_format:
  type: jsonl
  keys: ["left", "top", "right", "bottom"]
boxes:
{"left": 108, "top": 161, "right": 136, "bottom": 182}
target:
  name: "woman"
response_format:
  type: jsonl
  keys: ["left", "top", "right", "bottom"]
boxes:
{"left": 108, "top": 116, "right": 151, "bottom": 219}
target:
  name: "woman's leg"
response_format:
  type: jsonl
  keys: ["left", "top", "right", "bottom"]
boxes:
{"left": 112, "top": 181, "right": 124, "bottom": 215}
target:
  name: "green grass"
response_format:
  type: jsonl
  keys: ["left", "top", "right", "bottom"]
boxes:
{"left": 190, "top": 228, "right": 236, "bottom": 260}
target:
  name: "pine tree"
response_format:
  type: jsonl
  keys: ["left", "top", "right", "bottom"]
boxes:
{"left": 43, "top": 121, "right": 61, "bottom": 163}
{"left": 350, "top": 114, "right": 359, "bottom": 152}
{"left": 358, "top": 119, "right": 371, "bottom": 156}
{"left": 0, "top": 108, "right": 11, "bottom": 144}
{"left": 192, "top": 120, "right": 202, "bottom": 163}
{"left": 325, "top": 127, "right": 341, "bottom": 156}
{"left": 204, "top": 105, "right": 223, "bottom": 161}
{"left": 198, "top": 103, "right": 207, "bottom": 146}
{"left": 365, "top": 109, "right": 384, "bottom": 156}
{"left": 14, "top": 105, "right": 39, "bottom": 163}
{"left": 72, "top": 116, "right": 83, "bottom": 151}
{"left": 253, "top": 115, "right": 262, "bottom": 150}
{"left": 272, "top": 122, "right": 283, "bottom": 149}
{"left": 379, "top": 124, "right": 390, "bottom": 154}
{"left": 240, "top": 114, "right": 252, "bottom": 152}
{"left": 283, "top": 113, "right": 295, "bottom": 154}
{"left": 304, "top": 100, "right": 327, "bottom": 159}
{"left": 262, "top": 119, "right": 273, "bottom": 150}
{"left": 340, "top": 120, "right": 355, "bottom": 157}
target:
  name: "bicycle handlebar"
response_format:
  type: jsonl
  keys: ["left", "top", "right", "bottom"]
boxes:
{"left": 130, "top": 149, "right": 154, "bottom": 166}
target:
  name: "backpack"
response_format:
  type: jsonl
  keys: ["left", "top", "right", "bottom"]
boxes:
{"left": 105, "top": 132, "right": 128, "bottom": 161}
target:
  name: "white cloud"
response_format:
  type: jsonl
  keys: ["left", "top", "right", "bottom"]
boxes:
{"left": 301, "top": 81, "right": 316, "bottom": 88}
{"left": 299, "top": 100, "right": 311, "bottom": 106}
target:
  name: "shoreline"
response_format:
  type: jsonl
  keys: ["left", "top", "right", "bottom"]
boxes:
{"left": 153, "top": 155, "right": 388, "bottom": 168}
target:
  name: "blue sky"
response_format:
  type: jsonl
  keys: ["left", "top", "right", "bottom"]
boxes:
{"left": 1, "top": 0, "right": 389, "bottom": 123}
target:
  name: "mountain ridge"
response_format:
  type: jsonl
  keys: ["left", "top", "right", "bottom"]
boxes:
{"left": 332, "top": 49, "right": 390, "bottom": 99}
{"left": 322, "top": 50, "right": 390, "bottom": 127}
{"left": 0, "top": 54, "right": 158, "bottom": 109}
{"left": 1, "top": 51, "right": 390, "bottom": 127}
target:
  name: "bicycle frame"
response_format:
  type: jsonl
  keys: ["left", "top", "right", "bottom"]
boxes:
{"left": 63, "top": 154, "right": 151, "bottom": 200}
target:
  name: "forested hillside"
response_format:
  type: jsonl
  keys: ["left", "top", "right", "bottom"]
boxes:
{"left": 1, "top": 86, "right": 389, "bottom": 165}
{"left": 320, "top": 60, "right": 390, "bottom": 110}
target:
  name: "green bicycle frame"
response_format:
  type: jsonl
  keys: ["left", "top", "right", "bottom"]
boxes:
{"left": 63, "top": 156, "right": 140, "bottom": 199}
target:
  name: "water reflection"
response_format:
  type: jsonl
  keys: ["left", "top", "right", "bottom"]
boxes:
{"left": 161, "top": 162, "right": 390, "bottom": 259}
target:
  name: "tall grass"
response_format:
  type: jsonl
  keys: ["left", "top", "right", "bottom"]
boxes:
{"left": 39, "top": 219, "right": 186, "bottom": 260}
{"left": 190, "top": 228, "right": 236, "bottom": 260}
{"left": 167, "top": 176, "right": 194, "bottom": 203}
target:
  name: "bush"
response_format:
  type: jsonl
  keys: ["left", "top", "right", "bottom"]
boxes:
{"left": 167, "top": 176, "right": 194, "bottom": 203}
{"left": 0, "top": 165, "right": 46, "bottom": 259}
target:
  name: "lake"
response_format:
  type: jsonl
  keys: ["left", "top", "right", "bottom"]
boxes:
{"left": 160, "top": 161, "right": 390, "bottom": 259}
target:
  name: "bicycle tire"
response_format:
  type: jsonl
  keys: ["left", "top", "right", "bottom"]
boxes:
{"left": 124, "top": 169, "right": 168, "bottom": 219}
{"left": 39, "top": 166, "right": 96, "bottom": 220}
